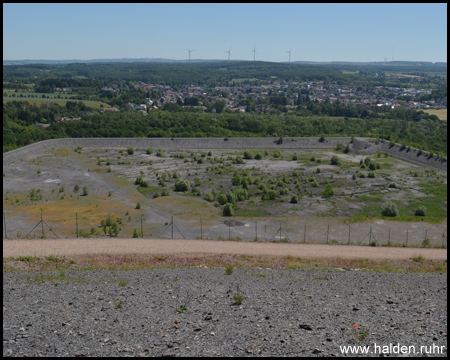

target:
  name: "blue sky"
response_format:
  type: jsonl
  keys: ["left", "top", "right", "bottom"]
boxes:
{"left": 3, "top": 3, "right": 447, "bottom": 62}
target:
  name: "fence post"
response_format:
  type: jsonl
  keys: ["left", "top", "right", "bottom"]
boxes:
{"left": 41, "top": 213, "right": 44, "bottom": 238}
{"left": 347, "top": 225, "right": 351, "bottom": 245}
{"left": 76, "top": 212, "right": 78, "bottom": 238}
{"left": 279, "top": 223, "right": 282, "bottom": 242}
{"left": 388, "top": 228, "right": 391, "bottom": 245}
{"left": 201, "top": 217, "right": 202, "bottom": 240}
{"left": 229, "top": 221, "right": 231, "bottom": 240}
{"left": 406, "top": 228, "right": 408, "bottom": 247}
{"left": 4, "top": 212, "right": 7, "bottom": 239}
{"left": 304, "top": 224, "right": 306, "bottom": 243}
{"left": 109, "top": 213, "right": 111, "bottom": 237}
{"left": 326, "top": 224, "right": 329, "bottom": 244}
{"left": 171, "top": 216, "right": 174, "bottom": 239}
{"left": 141, "top": 214, "right": 143, "bottom": 238}
{"left": 425, "top": 229, "right": 428, "bottom": 243}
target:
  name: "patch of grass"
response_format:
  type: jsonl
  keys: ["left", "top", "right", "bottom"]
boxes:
{"left": 234, "top": 208, "right": 269, "bottom": 217}
{"left": 137, "top": 185, "right": 160, "bottom": 195}
{"left": 4, "top": 253, "right": 446, "bottom": 274}
{"left": 225, "top": 264, "right": 234, "bottom": 275}
{"left": 118, "top": 279, "right": 129, "bottom": 286}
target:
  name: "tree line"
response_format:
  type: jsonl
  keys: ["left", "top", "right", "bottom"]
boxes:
{"left": 3, "top": 100, "right": 447, "bottom": 155}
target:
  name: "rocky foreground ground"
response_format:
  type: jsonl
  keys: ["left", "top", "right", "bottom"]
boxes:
{"left": 3, "top": 268, "right": 447, "bottom": 357}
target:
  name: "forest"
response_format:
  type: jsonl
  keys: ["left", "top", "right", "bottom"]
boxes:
{"left": 3, "top": 100, "right": 447, "bottom": 155}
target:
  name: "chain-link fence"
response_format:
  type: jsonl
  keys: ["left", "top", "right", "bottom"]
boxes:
{"left": 3, "top": 212, "right": 447, "bottom": 249}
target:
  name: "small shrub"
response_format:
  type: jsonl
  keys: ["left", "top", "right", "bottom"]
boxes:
{"left": 146, "top": 147, "right": 153, "bottom": 155}
{"left": 127, "top": 146, "right": 134, "bottom": 155}
{"left": 290, "top": 195, "right": 299, "bottom": 203}
{"left": 388, "top": 182, "right": 397, "bottom": 188}
{"left": 82, "top": 186, "right": 88, "bottom": 196}
{"left": 243, "top": 150, "right": 253, "bottom": 159}
{"left": 414, "top": 205, "right": 427, "bottom": 216}
{"left": 204, "top": 192, "right": 214, "bottom": 202}
{"left": 136, "top": 202, "right": 141, "bottom": 209}
{"left": 381, "top": 202, "right": 399, "bottom": 217}
{"left": 174, "top": 180, "right": 190, "bottom": 192}
{"left": 330, "top": 155, "right": 341, "bottom": 166}
{"left": 421, "top": 238, "right": 431, "bottom": 248}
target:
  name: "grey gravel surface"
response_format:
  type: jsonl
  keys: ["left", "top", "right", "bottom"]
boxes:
{"left": 3, "top": 268, "right": 447, "bottom": 357}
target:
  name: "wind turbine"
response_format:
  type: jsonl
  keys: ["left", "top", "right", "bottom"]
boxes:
{"left": 251, "top": 47, "right": 257, "bottom": 61}
{"left": 286, "top": 49, "right": 292, "bottom": 63}
{"left": 225, "top": 47, "right": 231, "bottom": 62}
{"left": 186, "top": 48, "right": 194, "bottom": 63}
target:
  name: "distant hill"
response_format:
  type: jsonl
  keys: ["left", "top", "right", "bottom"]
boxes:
{"left": 4, "top": 58, "right": 446, "bottom": 66}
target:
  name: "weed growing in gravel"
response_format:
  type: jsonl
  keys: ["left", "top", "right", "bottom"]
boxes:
{"left": 114, "top": 299, "right": 124, "bottom": 309}
{"left": 352, "top": 325, "right": 370, "bottom": 340}
{"left": 118, "top": 280, "right": 128, "bottom": 287}
{"left": 232, "top": 285, "right": 245, "bottom": 305}
{"left": 411, "top": 255, "right": 425, "bottom": 263}
{"left": 421, "top": 238, "right": 431, "bottom": 248}
{"left": 176, "top": 304, "right": 188, "bottom": 314}
{"left": 225, "top": 265, "right": 234, "bottom": 275}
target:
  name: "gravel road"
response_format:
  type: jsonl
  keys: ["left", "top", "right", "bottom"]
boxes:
{"left": 3, "top": 238, "right": 448, "bottom": 260}
{"left": 3, "top": 268, "right": 447, "bottom": 357}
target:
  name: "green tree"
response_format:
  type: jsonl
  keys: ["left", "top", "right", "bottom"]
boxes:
{"left": 223, "top": 203, "right": 234, "bottom": 217}
{"left": 218, "top": 192, "right": 227, "bottom": 205}
{"left": 323, "top": 185, "right": 334, "bottom": 199}
{"left": 214, "top": 99, "right": 226, "bottom": 113}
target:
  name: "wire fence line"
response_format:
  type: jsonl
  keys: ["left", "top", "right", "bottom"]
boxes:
{"left": 3, "top": 212, "right": 447, "bottom": 249}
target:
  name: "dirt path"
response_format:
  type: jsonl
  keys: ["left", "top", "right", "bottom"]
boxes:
{"left": 3, "top": 238, "right": 447, "bottom": 260}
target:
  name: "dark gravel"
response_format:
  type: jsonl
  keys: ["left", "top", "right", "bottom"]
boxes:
{"left": 3, "top": 268, "right": 447, "bottom": 357}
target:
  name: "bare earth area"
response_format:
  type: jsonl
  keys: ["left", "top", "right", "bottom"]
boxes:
{"left": 3, "top": 238, "right": 447, "bottom": 260}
